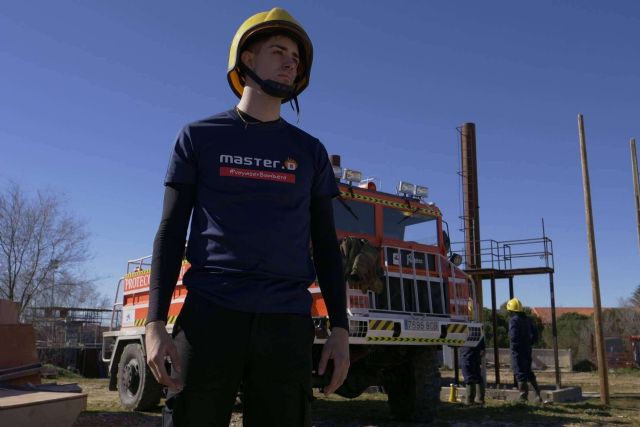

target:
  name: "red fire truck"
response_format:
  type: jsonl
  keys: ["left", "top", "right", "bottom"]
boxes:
{"left": 102, "top": 162, "right": 483, "bottom": 421}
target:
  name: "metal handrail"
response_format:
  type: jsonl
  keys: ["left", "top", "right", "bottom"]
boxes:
{"left": 109, "top": 278, "right": 124, "bottom": 330}
{"left": 450, "top": 236, "right": 554, "bottom": 272}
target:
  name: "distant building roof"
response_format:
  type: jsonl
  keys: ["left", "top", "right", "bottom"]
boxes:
{"left": 531, "top": 307, "right": 597, "bottom": 324}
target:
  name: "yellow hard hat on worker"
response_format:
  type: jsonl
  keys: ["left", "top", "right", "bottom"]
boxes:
{"left": 506, "top": 297, "right": 524, "bottom": 313}
{"left": 227, "top": 8, "right": 313, "bottom": 104}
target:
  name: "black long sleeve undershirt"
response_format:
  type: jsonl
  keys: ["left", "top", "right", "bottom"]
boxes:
{"left": 309, "top": 197, "right": 348, "bottom": 330}
{"left": 146, "top": 183, "right": 195, "bottom": 324}
{"left": 146, "top": 184, "right": 349, "bottom": 331}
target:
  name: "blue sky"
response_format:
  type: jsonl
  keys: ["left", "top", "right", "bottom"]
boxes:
{"left": 1, "top": 1, "right": 639, "bottom": 310}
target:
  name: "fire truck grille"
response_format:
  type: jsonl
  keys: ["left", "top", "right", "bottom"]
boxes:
{"left": 349, "top": 320, "right": 368, "bottom": 338}
{"left": 467, "top": 326, "right": 482, "bottom": 342}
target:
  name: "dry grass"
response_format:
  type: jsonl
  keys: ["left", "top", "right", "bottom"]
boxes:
{"left": 473, "top": 367, "right": 640, "bottom": 395}
{"left": 311, "top": 394, "right": 640, "bottom": 426}
{"left": 65, "top": 368, "right": 640, "bottom": 426}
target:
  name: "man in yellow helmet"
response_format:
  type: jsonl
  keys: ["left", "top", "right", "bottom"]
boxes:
{"left": 507, "top": 297, "right": 542, "bottom": 403}
{"left": 143, "top": 8, "right": 349, "bottom": 426}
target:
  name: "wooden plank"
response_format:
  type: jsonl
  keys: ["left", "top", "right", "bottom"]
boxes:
{"left": 0, "top": 389, "right": 85, "bottom": 408}
{"left": 0, "top": 300, "right": 19, "bottom": 324}
{"left": 0, "top": 325, "right": 39, "bottom": 383}
{"left": 0, "top": 389, "right": 87, "bottom": 427}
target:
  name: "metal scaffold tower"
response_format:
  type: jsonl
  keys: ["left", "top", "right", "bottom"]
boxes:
{"left": 455, "top": 122, "right": 562, "bottom": 390}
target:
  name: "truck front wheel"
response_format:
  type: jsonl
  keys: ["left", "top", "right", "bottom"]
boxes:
{"left": 334, "top": 360, "right": 376, "bottom": 398}
{"left": 383, "top": 346, "right": 440, "bottom": 423}
{"left": 117, "top": 342, "right": 163, "bottom": 411}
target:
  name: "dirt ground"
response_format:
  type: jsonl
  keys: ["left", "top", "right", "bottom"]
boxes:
{"left": 69, "top": 368, "right": 639, "bottom": 426}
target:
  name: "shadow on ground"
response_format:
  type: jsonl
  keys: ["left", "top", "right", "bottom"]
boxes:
{"left": 74, "top": 409, "right": 162, "bottom": 427}
{"left": 74, "top": 394, "right": 639, "bottom": 426}
{"left": 308, "top": 395, "right": 638, "bottom": 426}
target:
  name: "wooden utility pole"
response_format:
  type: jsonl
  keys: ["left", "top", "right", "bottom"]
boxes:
{"left": 577, "top": 114, "right": 610, "bottom": 405}
{"left": 631, "top": 139, "right": 640, "bottom": 251}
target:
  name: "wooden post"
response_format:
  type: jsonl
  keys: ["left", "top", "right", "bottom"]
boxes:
{"left": 631, "top": 139, "right": 640, "bottom": 252}
{"left": 577, "top": 114, "right": 610, "bottom": 405}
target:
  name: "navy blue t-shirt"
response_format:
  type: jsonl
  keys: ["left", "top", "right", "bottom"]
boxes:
{"left": 164, "top": 109, "right": 339, "bottom": 316}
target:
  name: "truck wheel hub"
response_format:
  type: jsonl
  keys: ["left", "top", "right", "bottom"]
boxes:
{"left": 124, "top": 360, "right": 140, "bottom": 394}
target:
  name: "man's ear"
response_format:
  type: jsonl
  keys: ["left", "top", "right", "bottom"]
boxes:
{"left": 240, "top": 50, "right": 254, "bottom": 70}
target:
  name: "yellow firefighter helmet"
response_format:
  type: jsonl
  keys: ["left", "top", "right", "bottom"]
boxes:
{"left": 227, "top": 8, "right": 313, "bottom": 102}
{"left": 506, "top": 297, "right": 524, "bottom": 313}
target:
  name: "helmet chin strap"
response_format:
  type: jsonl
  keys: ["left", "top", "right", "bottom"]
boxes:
{"left": 238, "top": 63, "right": 301, "bottom": 117}
{"left": 290, "top": 95, "right": 300, "bottom": 119}
{"left": 239, "top": 63, "right": 295, "bottom": 101}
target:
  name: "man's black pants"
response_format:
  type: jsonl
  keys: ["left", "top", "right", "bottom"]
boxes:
{"left": 163, "top": 294, "right": 315, "bottom": 427}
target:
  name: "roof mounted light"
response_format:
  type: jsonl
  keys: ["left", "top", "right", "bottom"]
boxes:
{"left": 358, "top": 179, "right": 377, "bottom": 191}
{"left": 397, "top": 181, "right": 416, "bottom": 196}
{"left": 415, "top": 185, "right": 429, "bottom": 198}
{"left": 343, "top": 169, "right": 362, "bottom": 184}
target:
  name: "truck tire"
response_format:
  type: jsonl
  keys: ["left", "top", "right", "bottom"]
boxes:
{"left": 382, "top": 346, "right": 440, "bottom": 423}
{"left": 117, "top": 343, "right": 163, "bottom": 411}
{"left": 335, "top": 360, "right": 375, "bottom": 398}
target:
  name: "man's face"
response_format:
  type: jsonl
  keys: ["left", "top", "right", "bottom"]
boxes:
{"left": 242, "top": 35, "right": 300, "bottom": 87}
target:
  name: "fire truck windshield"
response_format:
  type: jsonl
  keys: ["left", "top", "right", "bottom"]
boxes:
{"left": 332, "top": 198, "right": 375, "bottom": 235}
{"left": 331, "top": 198, "right": 438, "bottom": 246}
{"left": 383, "top": 207, "right": 438, "bottom": 245}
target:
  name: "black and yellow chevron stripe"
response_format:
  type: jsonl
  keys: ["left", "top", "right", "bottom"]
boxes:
{"left": 133, "top": 315, "right": 178, "bottom": 327}
{"left": 366, "top": 336, "right": 465, "bottom": 345}
{"left": 339, "top": 191, "right": 441, "bottom": 218}
{"left": 447, "top": 324, "right": 468, "bottom": 334}
{"left": 368, "top": 319, "right": 395, "bottom": 331}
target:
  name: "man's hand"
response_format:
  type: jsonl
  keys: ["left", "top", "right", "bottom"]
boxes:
{"left": 145, "top": 321, "right": 183, "bottom": 391}
{"left": 318, "top": 326, "right": 350, "bottom": 396}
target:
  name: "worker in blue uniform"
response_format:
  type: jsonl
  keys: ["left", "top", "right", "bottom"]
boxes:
{"left": 507, "top": 298, "right": 542, "bottom": 403}
{"left": 461, "top": 336, "right": 485, "bottom": 405}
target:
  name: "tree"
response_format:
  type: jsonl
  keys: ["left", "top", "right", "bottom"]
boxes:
{"left": 601, "top": 307, "right": 640, "bottom": 338}
{"left": 0, "top": 182, "right": 91, "bottom": 315}
{"left": 482, "top": 307, "right": 509, "bottom": 348}
{"left": 630, "top": 284, "right": 640, "bottom": 309}
{"left": 52, "top": 271, "right": 110, "bottom": 309}
{"left": 542, "top": 312, "right": 591, "bottom": 363}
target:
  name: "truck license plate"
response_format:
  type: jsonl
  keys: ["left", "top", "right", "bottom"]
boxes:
{"left": 405, "top": 319, "right": 438, "bottom": 331}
